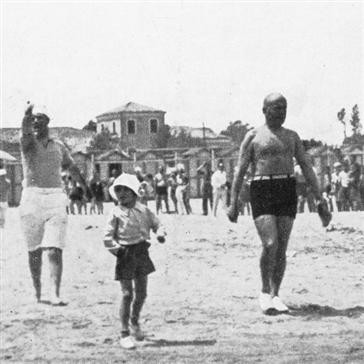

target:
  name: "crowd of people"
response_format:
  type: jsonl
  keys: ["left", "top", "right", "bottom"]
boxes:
{"left": 294, "top": 157, "right": 364, "bottom": 213}
{"left": 58, "top": 155, "right": 364, "bottom": 219}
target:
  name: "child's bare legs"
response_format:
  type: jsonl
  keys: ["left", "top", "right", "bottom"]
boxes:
{"left": 131, "top": 276, "right": 147, "bottom": 326}
{"left": 120, "top": 279, "right": 133, "bottom": 335}
{"left": 119, "top": 276, "right": 147, "bottom": 335}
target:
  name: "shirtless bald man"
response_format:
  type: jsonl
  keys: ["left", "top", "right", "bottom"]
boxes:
{"left": 20, "top": 104, "right": 87, "bottom": 305}
{"left": 227, "top": 93, "right": 322, "bottom": 314}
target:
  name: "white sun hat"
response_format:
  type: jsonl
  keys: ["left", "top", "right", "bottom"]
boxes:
{"left": 109, "top": 173, "right": 141, "bottom": 200}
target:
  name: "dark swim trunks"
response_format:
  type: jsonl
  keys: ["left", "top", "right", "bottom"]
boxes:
{"left": 115, "top": 242, "right": 155, "bottom": 280}
{"left": 250, "top": 177, "right": 297, "bottom": 219}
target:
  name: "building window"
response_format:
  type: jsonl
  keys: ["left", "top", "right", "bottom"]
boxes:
{"left": 112, "top": 122, "right": 116, "bottom": 134}
{"left": 127, "top": 120, "right": 136, "bottom": 134}
{"left": 150, "top": 119, "right": 158, "bottom": 133}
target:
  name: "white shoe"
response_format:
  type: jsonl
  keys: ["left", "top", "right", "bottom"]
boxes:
{"left": 119, "top": 336, "right": 135, "bottom": 350}
{"left": 130, "top": 324, "right": 145, "bottom": 341}
{"left": 272, "top": 296, "right": 289, "bottom": 312}
{"left": 259, "top": 292, "right": 274, "bottom": 313}
{"left": 50, "top": 295, "right": 68, "bottom": 306}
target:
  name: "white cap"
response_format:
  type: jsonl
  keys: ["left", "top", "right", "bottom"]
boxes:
{"left": 134, "top": 166, "right": 142, "bottom": 173}
{"left": 32, "top": 104, "right": 49, "bottom": 116}
{"left": 0, "top": 169, "right": 6, "bottom": 176}
{"left": 109, "top": 173, "right": 140, "bottom": 200}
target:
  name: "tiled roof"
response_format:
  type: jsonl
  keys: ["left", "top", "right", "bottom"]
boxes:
{"left": 97, "top": 102, "right": 165, "bottom": 117}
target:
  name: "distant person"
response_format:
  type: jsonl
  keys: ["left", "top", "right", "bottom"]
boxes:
{"left": 322, "top": 166, "right": 334, "bottom": 212}
{"left": 331, "top": 162, "right": 342, "bottom": 211}
{"left": 348, "top": 156, "right": 362, "bottom": 211}
{"left": 69, "top": 180, "right": 84, "bottom": 214}
{"left": 89, "top": 171, "right": 104, "bottom": 214}
{"left": 0, "top": 162, "right": 10, "bottom": 228}
{"left": 197, "top": 161, "right": 213, "bottom": 215}
{"left": 228, "top": 93, "right": 322, "bottom": 314}
{"left": 168, "top": 169, "right": 178, "bottom": 213}
{"left": 19, "top": 103, "right": 86, "bottom": 305}
{"left": 104, "top": 174, "right": 166, "bottom": 349}
{"left": 154, "top": 166, "right": 170, "bottom": 214}
{"left": 176, "top": 166, "right": 191, "bottom": 215}
{"left": 182, "top": 173, "right": 192, "bottom": 214}
{"left": 211, "top": 161, "right": 227, "bottom": 217}
{"left": 337, "top": 163, "right": 351, "bottom": 211}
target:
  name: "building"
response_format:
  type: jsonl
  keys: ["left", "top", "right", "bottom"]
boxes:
{"left": 96, "top": 102, "right": 166, "bottom": 150}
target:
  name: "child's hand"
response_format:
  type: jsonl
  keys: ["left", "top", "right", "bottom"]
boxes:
{"left": 157, "top": 235, "right": 165, "bottom": 243}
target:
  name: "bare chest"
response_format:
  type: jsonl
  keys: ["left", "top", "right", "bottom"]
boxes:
{"left": 253, "top": 131, "right": 294, "bottom": 159}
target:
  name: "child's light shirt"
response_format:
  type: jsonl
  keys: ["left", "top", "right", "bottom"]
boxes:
{"left": 103, "top": 201, "right": 165, "bottom": 254}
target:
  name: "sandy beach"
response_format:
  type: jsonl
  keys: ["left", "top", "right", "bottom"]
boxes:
{"left": 1, "top": 200, "right": 363, "bottom": 363}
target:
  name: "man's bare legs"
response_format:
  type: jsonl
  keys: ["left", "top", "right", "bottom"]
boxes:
{"left": 28, "top": 248, "right": 42, "bottom": 302}
{"left": 47, "top": 248, "right": 63, "bottom": 303}
{"left": 254, "top": 215, "right": 294, "bottom": 312}
{"left": 272, "top": 216, "right": 294, "bottom": 296}
{"left": 254, "top": 215, "right": 278, "bottom": 295}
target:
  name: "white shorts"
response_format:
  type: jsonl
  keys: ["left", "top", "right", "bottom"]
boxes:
{"left": 19, "top": 188, "right": 68, "bottom": 252}
{"left": 0, "top": 201, "right": 8, "bottom": 228}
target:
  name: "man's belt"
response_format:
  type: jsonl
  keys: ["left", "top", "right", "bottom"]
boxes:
{"left": 252, "top": 174, "right": 294, "bottom": 181}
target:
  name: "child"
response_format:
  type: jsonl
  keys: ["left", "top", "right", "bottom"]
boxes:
{"left": 103, "top": 173, "right": 166, "bottom": 349}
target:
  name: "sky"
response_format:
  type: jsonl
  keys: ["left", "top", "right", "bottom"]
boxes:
{"left": 1, "top": 1, "right": 363, "bottom": 145}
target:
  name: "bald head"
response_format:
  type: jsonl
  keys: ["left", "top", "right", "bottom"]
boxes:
{"left": 262, "top": 93, "right": 287, "bottom": 129}
{"left": 263, "top": 93, "right": 287, "bottom": 108}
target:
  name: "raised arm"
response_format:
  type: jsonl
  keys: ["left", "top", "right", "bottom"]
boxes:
{"left": 293, "top": 132, "right": 321, "bottom": 200}
{"left": 227, "top": 130, "right": 255, "bottom": 222}
{"left": 20, "top": 104, "right": 36, "bottom": 153}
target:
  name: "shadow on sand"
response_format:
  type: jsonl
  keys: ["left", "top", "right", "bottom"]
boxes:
{"left": 287, "top": 304, "right": 364, "bottom": 318}
{"left": 143, "top": 339, "right": 217, "bottom": 348}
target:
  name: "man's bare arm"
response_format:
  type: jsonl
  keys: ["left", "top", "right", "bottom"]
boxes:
{"left": 230, "top": 131, "right": 255, "bottom": 208}
{"left": 20, "top": 104, "right": 36, "bottom": 153}
{"left": 294, "top": 132, "right": 321, "bottom": 200}
{"left": 227, "top": 130, "right": 255, "bottom": 222}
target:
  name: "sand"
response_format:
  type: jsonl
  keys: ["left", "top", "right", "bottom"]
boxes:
{"left": 1, "top": 200, "right": 363, "bottom": 363}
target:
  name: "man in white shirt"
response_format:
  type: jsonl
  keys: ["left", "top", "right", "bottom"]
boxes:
{"left": 211, "top": 161, "right": 227, "bottom": 217}
{"left": 338, "top": 164, "right": 350, "bottom": 211}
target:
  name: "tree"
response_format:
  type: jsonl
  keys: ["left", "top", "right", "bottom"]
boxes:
{"left": 167, "top": 128, "right": 204, "bottom": 148}
{"left": 337, "top": 108, "right": 346, "bottom": 139}
{"left": 82, "top": 120, "right": 97, "bottom": 132}
{"left": 349, "top": 104, "right": 361, "bottom": 136}
{"left": 220, "top": 120, "right": 253, "bottom": 145}
{"left": 155, "top": 124, "right": 171, "bottom": 148}
{"left": 89, "top": 128, "right": 120, "bottom": 150}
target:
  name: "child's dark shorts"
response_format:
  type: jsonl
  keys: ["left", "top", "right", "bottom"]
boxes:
{"left": 250, "top": 177, "right": 298, "bottom": 220}
{"left": 115, "top": 241, "right": 155, "bottom": 280}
